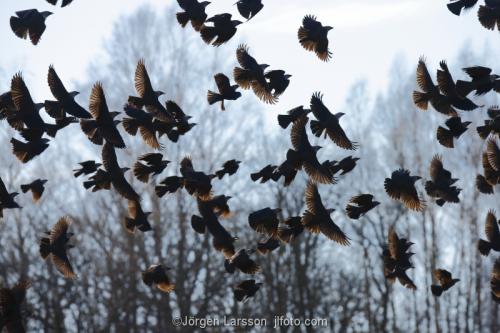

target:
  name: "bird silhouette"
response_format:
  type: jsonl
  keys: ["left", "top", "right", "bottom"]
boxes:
{"left": 478, "top": 210, "right": 500, "bottom": 256}
{"left": 298, "top": 15, "right": 333, "bottom": 61}
{"left": 142, "top": 264, "right": 175, "bottom": 293}
{"left": 10, "top": 9, "right": 52, "bottom": 45}
{"left": 431, "top": 269, "right": 460, "bottom": 296}
{"left": 385, "top": 168, "right": 425, "bottom": 211}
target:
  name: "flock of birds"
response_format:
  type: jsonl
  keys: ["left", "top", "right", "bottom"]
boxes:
{"left": 0, "top": 0, "right": 499, "bottom": 331}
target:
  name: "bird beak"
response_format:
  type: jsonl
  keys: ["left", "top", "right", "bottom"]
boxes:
{"left": 285, "top": 75, "right": 292, "bottom": 79}
{"left": 326, "top": 26, "right": 333, "bottom": 31}
{"left": 226, "top": 196, "right": 232, "bottom": 200}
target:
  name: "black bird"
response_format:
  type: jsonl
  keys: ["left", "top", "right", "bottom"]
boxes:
{"left": 201, "top": 14, "right": 243, "bottom": 46}
{"left": 437, "top": 60, "right": 479, "bottom": 111}
{"left": 233, "top": 44, "right": 275, "bottom": 104}
{"left": 45, "top": 115, "right": 78, "bottom": 138}
{"left": 39, "top": 216, "right": 77, "bottom": 278}
{"left": 133, "top": 153, "right": 169, "bottom": 183}
{"left": 277, "top": 216, "right": 304, "bottom": 243}
{"left": 478, "top": 2, "right": 500, "bottom": 31}
{"left": 0, "top": 177, "right": 21, "bottom": 218}
{"left": 46, "top": 0, "right": 74, "bottom": 7}
{"left": 274, "top": 157, "right": 299, "bottom": 186}
{"left": 122, "top": 104, "right": 162, "bottom": 149}
{"left": 21, "top": 179, "right": 48, "bottom": 202}
{"left": 0, "top": 280, "right": 31, "bottom": 333}
{"left": 233, "top": 279, "right": 262, "bottom": 303}
{"left": 11, "top": 137, "right": 50, "bottom": 163}
{"left": 0, "top": 92, "right": 24, "bottom": 130}
{"left": 431, "top": 269, "right": 460, "bottom": 296}
{"left": 413, "top": 58, "right": 457, "bottom": 116}
{"left": 225, "top": 249, "right": 261, "bottom": 274}
{"left": 248, "top": 207, "right": 281, "bottom": 236}
{"left": 142, "top": 264, "right": 175, "bottom": 293}
{"left": 176, "top": 0, "right": 210, "bottom": 31}
{"left": 102, "top": 142, "right": 140, "bottom": 201}
{"left": 492, "top": 257, "right": 500, "bottom": 301}
{"left": 10, "top": 9, "right": 52, "bottom": 45}
{"left": 180, "top": 157, "right": 214, "bottom": 199}
{"left": 456, "top": 66, "right": 500, "bottom": 96}
{"left": 128, "top": 59, "right": 174, "bottom": 123}
{"left": 302, "top": 181, "right": 350, "bottom": 245}
{"left": 478, "top": 210, "right": 500, "bottom": 256}
{"left": 235, "top": 0, "right": 264, "bottom": 20}
{"left": 215, "top": 159, "right": 241, "bottom": 179}
{"left": 46, "top": 65, "right": 91, "bottom": 119}
{"left": 81, "top": 82, "right": 125, "bottom": 148}
{"left": 265, "top": 70, "right": 291, "bottom": 98}
{"left": 155, "top": 176, "right": 184, "bottom": 198}
{"left": 289, "top": 116, "right": 336, "bottom": 184}
{"left": 437, "top": 116, "right": 471, "bottom": 148}
{"left": 476, "top": 147, "right": 500, "bottom": 194}
{"left": 477, "top": 106, "right": 500, "bottom": 139}
{"left": 385, "top": 169, "right": 425, "bottom": 211}
{"left": 424, "top": 155, "right": 461, "bottom": 206}
{"left": 277, "top": 106, "right": 311, "bottom": 129}
{"left": 73, "top": 160, "right": 101, "bottom": 178}
{"left": 326, "top": 156, "right": 360, "bottom": 176}
{"left": 207, "top": 73, "right": 241, "bottom": 111}
{"left": 165, "top": 101, "right": 196, "bottom": 136}
{"left": 447, "top": 0, "right": 479, "bottom": 15}
{"left": 82, "top": 168, "right": 115, "bottom": 192}
{"left": 194, "top": 196, "right": 237, "bottom": 258}
{"left": 383, "top": 227, "right": 417, "bottom": 290}
{"left": 345, "top": 194, "right": 380, "bottom": 220}
{"left": 250, "top": 164, "right": 279, "bottom": 183}
{"left": 256, "top": 237, "right": 280, "bottom": 255}
{"left": 298, "top": 15, "right": 333, "bottom": 62}
{"left": 124, "top": 200, "right": 152, "bottom": 233}
{"left": 310, "top": 92, "right": 358, "bottom": 150}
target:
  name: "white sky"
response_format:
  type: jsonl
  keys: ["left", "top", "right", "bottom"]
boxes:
{"left": 1, "top": 0, "right": 498, "bottom": 112}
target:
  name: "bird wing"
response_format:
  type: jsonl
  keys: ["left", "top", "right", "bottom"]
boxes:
{"left": 388, "top": 227, "right": 400, "bottom": 259}
{"left": 310, "top": 92, "right": 331, "bottom": 122}
{"left": 140, "top": 153, "right": 163, "bottom": 165}
{"left": 302, "top": 15, "right": 321, "bottom": 31}
{"left": 429, "top": 155, "right": 444, "bottom": 181}
{"left": 135, "top": 59, "right": 154, "bottom": 98}
{"left": 215, "top": 73, "right": 232, "bottom": 94}
{"left": 47, "top": 65, "right": 69, "bottom": 101}
{"left": 236, "top": 44, "right": 258, "bottom": 69}
{"left": 434, "top": 269, "right": 452, "bottom": 285}
{"left": 350, "top": 194, "right": 374, "bottom": 206}
{"left": 290, "top": 115, "right": 308, "bottom": 150}
{"left": 437, "top": 61, "right": 457, "bottom": 96}
{"left": 51, "top": 250, "right": 77, "bottom": 279}
{"left": 0, "top": 177, "right": 11, "bottom": 199}
{"left": 487, "top": 139, "right": 500, "bottom": 171}
{"left": 305, "top": 181, "right": 326, "bottom": 214}
{"left": 102, "top": 142, "right": 121, "bottom": 173}
{"left": 416, "top": 57, "right": 436, "bottom": 93}
{"left": 485, "top": 210, "right": 500, "bottom": 242}
{"left": 11, "top": 73, "right": 35, "bottom": 112}
{"left": 89, "top": 82, "right": 109, "bottom": 121}
{"left": 319, "top": 218, "right": 350, "bottom": 245}
{"left": 463, "top": 66, "right": 492, "bottom": 80}
{"left": 50, "top": 216, "right": 71, "bottom": 244}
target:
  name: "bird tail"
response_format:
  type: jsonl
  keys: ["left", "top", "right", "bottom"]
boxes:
{"left": 455, "top": 80, "right": 474, "bottom": 97}
{"left": 310, "top": 119, "right": 325, "bottom": 137}
{"left": 176, "top": 11, "right": 190, "bottom": 27}
{"left": 277, "top": 114, "right": 293, "bottom": 129}
{"left": 200, "top": 26, "right": 217, "bottom": 44}
{"left": 122, "top": 118, "right": 139, "bottom": 136}
{"left": 155, "top": 185, "right": 168, "bottom": 198}
{"left": 478, "top": 5, "right": 498, "bottom": 31}
{"left": 478, "top": 239, "right": 492, "bottom": 256}
{"left": 133, "top": 162, "right": 150, "bottom": 183}
{"left": 166, "top": 129, "right": 179, "bottom": 143}
{"left": 447, "top": 1, "right": 464, "bottom": 16}
{"left": 9, "top": 16, "right": 28, "bottom": 39}
{"left": 45, "top": 124, "right": 59, "bottom": 138}
{"left": 431, "top": 285, "right": 443, "bottom": 297}
{"left": 215, "top": 169, "right": 225, "bottom": 179}
{"left": 345, "top": 205, "right": 361, "bottom": 220}
{"left": 73, "top": 169, "right": 83, "bottom": 178}
{"left": 39, "top": 238, "right": 51, "bottom": 259}
{"left": 233, "top": 67, "right": 253, "bottom": 89}
{"left": 83, "top": 180, "right": 95, "bottom": 190}
{"left": 250, "top": 171, "right": 262, "bottom": 182}
{"left": 436, "top": 126, "right": 454, "bottom": 148}
{"left": 10, "top": 138, "right": 29, "bottom": 163}
{"left": 191, "top": 215, "right": 206, "bottom": 234}
{"left": 477, "top": 125, "right": 492, "bottom": 140}
{"left": 141, "top": 271, "right": 153, "bottom": 286}
{"left": 207, "top": 90, "right": 224, "bottom": 110}
{"left": 412, "top": 91, "right": 430, "bottom": 110}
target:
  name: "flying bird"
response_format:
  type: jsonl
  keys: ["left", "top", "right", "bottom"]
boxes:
{"left": 122, "top": 104, "right": 162, "bottom": 149}
{"left": 0, "top": 280, "right": 31, "bottom": 333}
{"left": 82, "top": 168, "right": 115, "bottom": 192}
{"left": 233, "top": 279, "right": 262, "bottom": 303}
{"left": 302, "top": 181, "right": 350, "bottom": 245}
{"left": 250, "top": 164, "right": 279, "bottom": 183}
{"left": 478, "top": 3, "right": 500, "bottom": 31}
{"left": 225, "top": 249, "right": 261, "bottom": 274}
{"left": 235, "top": 0, "right": 264, "bottom": 20}
{"left": 256, "top": 237, "right": 280, "bottom": 255}
{"left": 447, "top": 0, "right": 479, "bottom": 16}
{"left": 492, "top": 257, "right": 500, "bottom": 301}
{"left": 277, "top": 106, "right": 311, "bottom": 129}
{"left": 46, "top": 0, "right": 74, "bottom": 7}
{"left": 436, "top": 60, "right": 479, "bottom": 111}
{"left": 345, "top": 194, "right": 380, "bottom": 220}
{"left": 142, "top": 264, "right": 175, "bottom": 293}
{"left": 165, "top": 101, "right": 196, "bottom": 136}
{"left": 200, "top": 14, "right": 242, "bottom": 46}
{"left": 39, "top": 216, "right": 77, "bottom": 279}
{"left": 437, "top": 116, "right": 471, "bottom": 148}
{"left": 0, "top": 177, "right": 21, "bottom": 218}
{"left": 456, "top": 66, "right": 500, "bottom": 96}
{"left": 133, "top": 153, "right": 169, "bottom": 183}
{"left": 277, "top": 216, "right": 304, "bottom": 243}
{"left": 478, "top": 210, "right": 500, "bottom": 256}
{"left": 215, "top": 159, "right": 241, "bottom": 179}
{"left": 21, "top": 179, "right": 48, "bottom": 202}
{"left": 73, "top": 160, "right": 101, "bottom": 178}
{"left": 102, "top": 142, "right": 140, "bottom": 201}
{"left": 265, "top": 70, "right": 291, "bottom": 98}
{"left": 476, "top": 146, "right": 500, "bottom": 194}
{"left": 233, "top": 44, "right": 275, "bottom": 104}
{"left": 384, "top": 169, "right": 425, "bottom": 211}
{"left": 0, "top": 92, "right": 24, "bottom": 131}
{"left": 298, "top": 15, "right": 333, "bottom": 61}
{"left": 326, "top": 156, "right": 360, "bottom": 176}
{"left": 46, "top": 65, "right": 91, "bottom": 119}
{"left": 11, "top": 137, "right": 50, "bottom": 163}
{"left": 310, "top": 92, "right": 358, "bottom": 150}
{"left": 383, "top": 227, "right": 417, "bottom": 290}
{"left": 82, "top": 82, "right": 125, "bottom": 148}
{"left": 413, "top": 57, "right": 457, "bottom": 116}
{"left": 10, "top": 9, "right": 52, "bottom": 45}
{"left": 477, "top": 106, "right": 500, "bottom": 139}
{"left": 207, "top": 73, "right": 241, "bottom": 111}
{"left": 124, "top": 199, "right": 152, "bottom": 233}
{"left": 424, "top": 155, "right": 461, "bottom": 206}
{"left": 248, "top": 207, "right": 281, "bottom": 236}
{"left": 176, "top": 0, "right": 210, "bottom": 31}
{"left": 431, "top": 269, "right": 460, "bottom": 296}
{"left": 179, "top": 157, "right": 214, "bottom": 199}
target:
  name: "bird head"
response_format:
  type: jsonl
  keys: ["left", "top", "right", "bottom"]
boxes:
{"left": 353, "top": 157, "right": 361, "bottom": 162}
{"left": 121, "top": 167, "right": 131, "bottom": 173}
{"left": 325, "top": 26, "right": 334, "bottom": 32}
{"left": 41, "top": 179, "right": 48, "bottom": 184}
{"left": 327, "top": 208, "right": 335, "bottom": 214}
{"left": 335, "top": 112, "right": 345, "bottom": 119}
{"left": 233, "top": 20, "right": 244, "bottom": 26}
{"left": 42, "top": 12, "right": 53, "bottom": 18}
{"left": 225, "top": 195, "right": 233, "bottom": 201}
{"left": 492, "top": 74, "right": 500, "bottom": 80}
{"left": 41, "top": 138, "right": 50, "bottom": 144}
{"left": 202, "top": 1, "right": 211, "bottom": 7}
{"left": 69, "top": 91, "right": 80, "bottom": 98}
{"left": 284, "top": 74, "right": 292, "bottom": 80}
{"left": 155, "top": 90, "right": 165, "bottom": 97}
{"left": 260, "top": 64, "right": 270, "bottom": 70}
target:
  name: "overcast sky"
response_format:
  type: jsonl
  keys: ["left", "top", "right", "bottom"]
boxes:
{"left": 1, "top": 0, "right": 498, "bottom": 113}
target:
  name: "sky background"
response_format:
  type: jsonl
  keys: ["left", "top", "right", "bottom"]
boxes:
{"left": 1, "top": 0, "right": 499, "bottom": 113}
